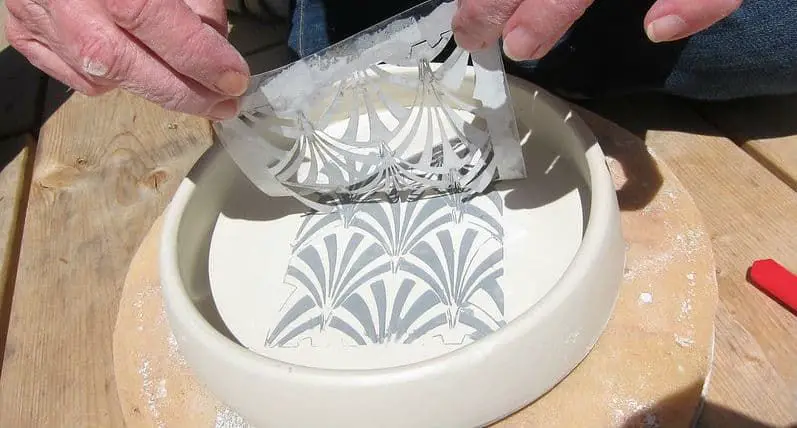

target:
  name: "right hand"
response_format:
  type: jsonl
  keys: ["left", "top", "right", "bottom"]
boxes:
{"left": 5, "top": 0, "right": 249, "bottom": 120}
{"left": 453, "top": 0, "right": 743, "bottom": 61}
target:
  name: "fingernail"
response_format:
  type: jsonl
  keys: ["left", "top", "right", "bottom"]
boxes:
{"left": 209, "top": 99, "right": 239, "bottom": 120}
{"left": 215, "top": 71, "right": 248, "bottom": 96}
{"left": 646, "top": 15, "right": 688, "bottom": 43}
{"left": 503, "top": 27, "right": 537, "bottom": 61}
{"left": 82, "top": 58, "right": 108, "bottom": 77}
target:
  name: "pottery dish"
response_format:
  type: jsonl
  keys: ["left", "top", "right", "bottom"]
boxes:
{"left": 160, "top": 69, "right": 625, "bottom": 428}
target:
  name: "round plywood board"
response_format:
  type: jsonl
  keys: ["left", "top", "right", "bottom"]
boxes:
{"left": 113, "top": 109, "right": 718, "bottom": 428}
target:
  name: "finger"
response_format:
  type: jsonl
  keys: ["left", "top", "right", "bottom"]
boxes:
{"left": 5, "top": 14, "right": 110, "bottom": 96}
{"left": 183, "top": 0, "right": 229, "bottom": 35}
{"left": 51, "top": 1, "right": 239, "bottom": 119}
{"left": 4, "top": 0, "right": 52, "bottom": 40}
{"left": 452, "top": 0, "right": 524, "bottom": 51}
{"left": 644, "top": 0, "right": 742, "bottom": 43}
{"left": 105, "top": 0, "right": 249, "bottom": 96}
{"left": 502, "top": 0, "right": 593, "bottom": 61}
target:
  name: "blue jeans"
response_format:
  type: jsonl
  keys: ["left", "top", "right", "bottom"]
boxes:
{"left": 286, "top": 0, "right": 797, "bottom": 100}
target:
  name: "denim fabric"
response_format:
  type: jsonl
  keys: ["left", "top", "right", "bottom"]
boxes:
{"left": 287, "top": 0, "right": 797, "bottom": 100}
{"left": 663, "top": 0, "right": 797, "bottom": 100}
{"left": 288, "top": 0, "right": 425, "bottom": 58}
{"left": 287, "top": 0, "right": 329, "bottom": 61}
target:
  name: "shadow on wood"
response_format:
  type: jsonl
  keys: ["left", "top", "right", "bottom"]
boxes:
{"left": 692, "top": 94, "right": 797, "bottom": 191}
{"left": 0, "top": 132, "right": 27, "bottom": 172}
{"left": 577, "top": 94, "right": 724, "bottom": 140}
{"left": 568, "top": 101, "right": 664, "bottom": 213}
{"left": 39, "top": 78, "right": 73, "bottom": 130}
{"left": 622, "top": 380, "right": 779, "bottom": 428}
{"left": 0, "top": 46, "right": 45, "bottom": 139}
{"left": 694, "top": 95, "right": 797, "bottom": 142}
{"left": 577, "top": 91, "right": 797, "bottom": 142}
{"left": 227, "top": 12, "right": 293, "bottom": 75}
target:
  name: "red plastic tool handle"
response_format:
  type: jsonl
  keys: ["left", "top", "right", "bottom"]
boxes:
{"left": 749, "top": 259, "right": 797, "bottom": 313}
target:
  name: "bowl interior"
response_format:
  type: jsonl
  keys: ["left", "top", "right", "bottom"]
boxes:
{"left": 174, "top": 76, "right": 595, "bottom": 370}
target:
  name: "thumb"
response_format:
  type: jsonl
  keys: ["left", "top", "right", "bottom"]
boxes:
{"left": 452, "top": 0, "right": 524, "bottom": 51}
{"left": 644, "top": 0, "right": 743, "bottom": 43}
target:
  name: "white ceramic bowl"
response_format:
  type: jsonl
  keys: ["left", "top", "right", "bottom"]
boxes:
{"left": 160, "top": 72, "right": 625, "bottom": 427}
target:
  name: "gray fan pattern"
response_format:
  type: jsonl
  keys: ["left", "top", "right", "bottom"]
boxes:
{"left": 265, "top": 189, "right": 506, "bottom": 348}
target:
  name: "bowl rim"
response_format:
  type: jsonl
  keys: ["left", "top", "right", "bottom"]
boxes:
{"left": 160, "top": 73, "right": 619, "bottom": 385}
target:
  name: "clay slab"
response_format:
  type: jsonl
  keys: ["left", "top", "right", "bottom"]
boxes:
{"left": 208, "top": 117, "right": 586, "bottom": 369}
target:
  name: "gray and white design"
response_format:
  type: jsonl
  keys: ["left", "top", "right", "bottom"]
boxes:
{"left": 214, "top": 0, "right": 525, "bottom": 213}
{"left": 266, "top": 190, "right": 506, "bottom": 348}
{"left": 209, "top": 0, "right": 519, "bottom": 349}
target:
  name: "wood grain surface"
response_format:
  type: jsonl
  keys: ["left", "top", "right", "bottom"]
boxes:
{"left": 0, "top": 134, "right": 33, "bottom": 364}
{"left": 0, "top": 88, "right": 213, "bottom": 427}
{"left": 582, "top": 95, "right": 797, "bottom": 427}
{"left": 695, "top": 95, "right": 797, "bottom": 191}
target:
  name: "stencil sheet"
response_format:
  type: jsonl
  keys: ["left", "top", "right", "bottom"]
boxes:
{"left": 214, "top": 0, "right": 526, "bottom": 213}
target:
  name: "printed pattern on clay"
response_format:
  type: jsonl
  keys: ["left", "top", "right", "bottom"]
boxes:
{"left": 265, "top": 189, "right": 506, "bottom": 348}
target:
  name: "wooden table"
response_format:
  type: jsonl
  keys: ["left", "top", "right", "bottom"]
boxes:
{"left": 1, "top": 10, "right": 796, "bottom": 428}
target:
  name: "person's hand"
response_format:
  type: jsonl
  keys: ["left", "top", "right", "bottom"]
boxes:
{"left": 4, "top": 0, "right": 249, "bottom": 120}
{"left": 452, "top": 0, "right": 743, "bottom": 60}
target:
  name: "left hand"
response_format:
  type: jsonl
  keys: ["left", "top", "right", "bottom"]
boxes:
{"left": 452, "top": 0, "right": 744, "bottom": 61}
{"left": 5, "top": 0, "right": 249, "bottom": 119}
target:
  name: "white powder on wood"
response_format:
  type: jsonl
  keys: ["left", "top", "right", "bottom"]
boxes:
{"left": 610, "top": 397, "right": 660, "bottom": 427}
{"left": 139, "top": 358, "right": 167, "bottom": 428}
{"left": 215, "top": 406, "right": 253, "bottom": 428}
{"left": 680, "top": 299, "right": 692, "bottom": 316}
{"left": 674, "top": 334, "right": 695, "bottom": 348}
{"left": 623, "top": 226, "right": 706, "bottom": 282}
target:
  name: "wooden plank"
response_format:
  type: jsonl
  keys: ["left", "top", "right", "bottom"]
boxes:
{"left": 693, "top": 95, "right": 797, "bottom": 190}
{"left": 0, "top": 83, "right": 213, "bottom": 427}
{"left": 0, "top": 134, "right": 33, "bottom": 362}
{"left": 0, "top": 0, "right": 45, "bottom": 137}
{"left": 580, "top": 95, "right": 797, "bottom": 427}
